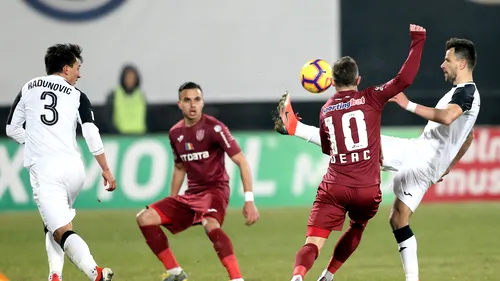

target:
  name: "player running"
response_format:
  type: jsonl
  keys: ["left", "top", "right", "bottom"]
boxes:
{"left": 5, "top": 44, "right": 116, "bottom": 281}
{"left": 285, "top": 24, "right": 426, "bottom": 281}
{"left": 276, "top": 38, "right": 478, "bottom": 281}
{"left": 136, "top": 82, "right": 260, "bottom": 281}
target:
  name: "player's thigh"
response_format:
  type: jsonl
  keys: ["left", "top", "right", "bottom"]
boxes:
{"left": 200, "top": 189, "right": 229, "bottom": 226}
{"left": 391, "top": 162, "right": 433, "bottom": 213}
{"left": 380, "top": 135, "right": 412, "bottom": 172}
{"left": 31, "top": 174, "right": 75, "bottom": 233}
{"left": 60, "top": 160, "right": 86, "bottom": 206}
{"left": 347, "top": 185, "right": 382, "bottom": 224}
{"left": 307, "top": 182, "right": 348, "bottom": 237}
{"left": 149, "top": 196, "right": 196, "bottom": 234}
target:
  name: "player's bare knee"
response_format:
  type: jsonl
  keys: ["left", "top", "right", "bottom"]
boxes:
{"left": 202, "top": 217, "right": 221, "bottom": 233}
{"left": 389, "top": 200, "right": 412, "bottom": 230}
{"left": 136, "top": 208, "right": 161, "bottom": 226}
{"left": 305, "top": 236, "right": 326, "bottom": 252}
{"left": 53, "top": 223, "right": 73, "bottom": 244}
{"left": 350, "top": 220, "right": 368, "bottom": 230}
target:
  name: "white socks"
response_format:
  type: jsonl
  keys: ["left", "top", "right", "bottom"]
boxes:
{"left": 167, "top": 267, "right": 182, "bottom": 275}
{"left": 398, "top": 235, "right": 419, "bottom": 281}
{"left": 62, "top": 233, "right": 98, "bottom": 280}
{"left": 317, "top": 269, "right": 334, "bottom": 281}
{"left": 46, "top": 232, "right": 64, "bottom": 279}
{"left": 295, "top": 122, "right": 322, "bottom": 146}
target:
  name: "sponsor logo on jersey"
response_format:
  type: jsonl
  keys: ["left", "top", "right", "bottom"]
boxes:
{"left": 323, "top": 96, "right": 366, "bottom": 114}
{"left": 24, "top": 0, "right": 127, "bottom": 22}
{"left": 180, "top": 151, "right": 210, "bottom": 162}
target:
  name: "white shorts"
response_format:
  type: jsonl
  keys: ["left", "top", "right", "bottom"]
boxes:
{"left": 381, "top": 135, "right": 434, "bottom": 212}
{"left": 30, "top": 159, "right": 85, "bottom": 233}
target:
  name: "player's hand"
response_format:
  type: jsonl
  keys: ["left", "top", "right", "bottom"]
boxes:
{"left": 242, "top": 201, "right": 259, "bottom": 226}
{"left": 102, "top": 169, "right": 116, "bottom": 191}
{"left": 438, "top": 169, "right": 451, "bottom": 183}
{"left": 389, "top": 92, "right": 410, "bottom": 109}
{"left": 410, "top": 24, "right": 426, "bottom": 33}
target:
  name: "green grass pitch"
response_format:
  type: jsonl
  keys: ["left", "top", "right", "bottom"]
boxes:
{"left": 1, "top": 203, "right": 500, "bottom": 281}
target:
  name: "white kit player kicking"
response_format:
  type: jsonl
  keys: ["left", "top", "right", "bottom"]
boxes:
{"left": 6, "top": 44, "right": 116, "bottom": 281}
{"left": 274, "top": 38, "right": 479, "bottom": 281}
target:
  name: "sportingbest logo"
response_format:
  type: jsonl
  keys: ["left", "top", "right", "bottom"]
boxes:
{"left": 24, "top": 0, "right": 127, "bottom": 22}
{"left": 323, "top": 96, "right": 366, "bottom": 114}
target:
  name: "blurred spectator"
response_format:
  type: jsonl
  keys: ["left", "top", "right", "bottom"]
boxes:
{"left": 105, "top": 64, "right": 148, "bottom": 134}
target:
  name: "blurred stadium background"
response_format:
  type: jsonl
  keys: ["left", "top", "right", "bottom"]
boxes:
{"left": 1, "top": 1, "right": 500, "bottom": 280}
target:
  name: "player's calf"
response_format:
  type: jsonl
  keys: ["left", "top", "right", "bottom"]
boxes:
{"left": 291, "top": 233, "right": 328, "bottom": 281}
{"left": 53, "top": 224, "right": 111, "bottom": 281}
{"left": 45, "top": 225, "right": 64, "bottom": 281}
{"left": 136, "top": 208, "right": 184, "bottom": 278}
{"left": 203, "top": 216, "right": 243, "bottom": 281}
{"left": 390, "top": 199, "right": 419, "bottom": 281}
{"left": 317, "top": 221, "right": 368, "bottom": 281}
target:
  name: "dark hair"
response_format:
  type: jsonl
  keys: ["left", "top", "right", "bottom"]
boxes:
{"left": 446, "top": 38, "right": 477, "bottom": 70}
{"left": 178, "top": 81, "right": 202, "bottom": 99}
{"left": 332, "top": 56, "right": 359, "bottom": 87}
{"left": 44, "top": 44, "right": 83, "bottom": 75}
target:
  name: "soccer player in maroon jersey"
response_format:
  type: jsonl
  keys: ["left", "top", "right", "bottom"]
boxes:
{"left": 279, "top": 24, "right": 427, "bottom": 281}
{"left": 135, "top": 82, "right": 259, "bottom": 281}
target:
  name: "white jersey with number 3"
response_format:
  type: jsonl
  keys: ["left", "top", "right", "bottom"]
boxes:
{"left": 6, "top": 75, "right": 95, "bottom": 167}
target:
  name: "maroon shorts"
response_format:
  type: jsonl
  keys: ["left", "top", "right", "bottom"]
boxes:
{"left": 307, "top": 182, "right": 382, "bottom": 238}
{"left": 149, "top": 188, "right": 229, "bottom": 234}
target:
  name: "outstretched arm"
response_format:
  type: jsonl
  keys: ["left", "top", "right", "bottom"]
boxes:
{"left": 390, "top": 84, "right": 475, "bottom": 125}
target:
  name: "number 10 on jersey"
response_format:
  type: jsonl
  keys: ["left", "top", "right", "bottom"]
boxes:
{"left": 324, "top": 110, "right": 369, "bottom": 157}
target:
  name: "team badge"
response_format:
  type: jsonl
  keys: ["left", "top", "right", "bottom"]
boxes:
{"left": 196, "top": 129, "right": 205, "bottom": 141}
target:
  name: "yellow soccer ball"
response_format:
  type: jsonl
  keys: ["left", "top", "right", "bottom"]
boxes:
{"left": 300, "top": 59, "right": 333, "bottom": 94}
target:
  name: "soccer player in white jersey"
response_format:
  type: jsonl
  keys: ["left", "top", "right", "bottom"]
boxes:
{"left": 273, "top": 38, "right": 478, "bottom": 281}
{"left": 5, "top": 44, "right": 116, "bottom": 281}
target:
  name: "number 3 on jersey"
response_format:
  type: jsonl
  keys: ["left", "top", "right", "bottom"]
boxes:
{"left": 40, "top": 91, "right": 59, "bottom": 126}
{"left": 324, "top": 110, "right": 368, "bottom": 155}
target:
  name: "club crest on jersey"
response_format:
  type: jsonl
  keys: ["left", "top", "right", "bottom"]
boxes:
{"left": 323, "top": 96, "right": 366, "bottom": 114}
{"left": 185, "top": 143, "right": 194, "bottom": 151}
{"left": 196, "top": 129, "right": 205, "bottom": 141}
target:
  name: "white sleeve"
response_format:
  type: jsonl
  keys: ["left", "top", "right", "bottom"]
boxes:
{"left": 295, "top": 122, "right": 321, "bottom": 147}
{"left": 5, "top": 91, "right": 26, "bottom": 144}
{"left": 78, "top": 92, "right": 104, "bottom": 155}
{"left": 81, "top": 123, "right": 104, "bottom": 155}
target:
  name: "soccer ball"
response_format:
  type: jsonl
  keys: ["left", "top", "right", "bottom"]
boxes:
{"left": 300, "top": 59, "right": 333, "bottom": 94}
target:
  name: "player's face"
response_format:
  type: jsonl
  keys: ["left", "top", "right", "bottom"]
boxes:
{"left": 178, "top": 89, "right": 204, "bottom": 121}
{"left": 64, "top": 59, "right": 81, "bottom": 85}
{"left": 441, "top": 49, "right": 459, "bottom": 84}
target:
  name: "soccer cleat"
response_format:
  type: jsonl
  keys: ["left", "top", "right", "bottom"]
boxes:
{"left": 94, "top": 267, "right": 114, "bottom": 281}
{"left": 273, "top": 92, "right": 300, "bottom": 135}
{"left": 49, "top": 273, "right": 61, "bottom": 281}
{"left": 160, "top": 270, "right": 188, "bottom": 281}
